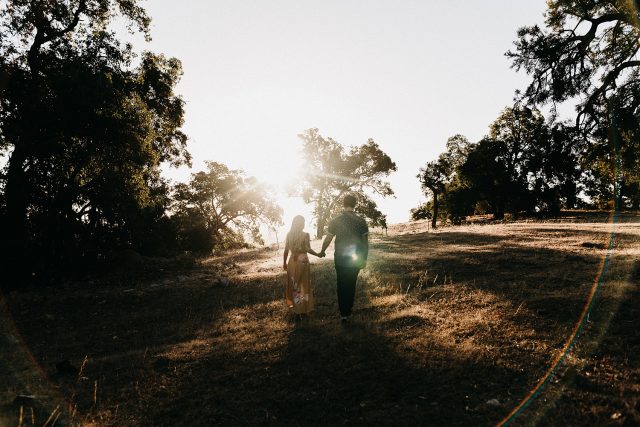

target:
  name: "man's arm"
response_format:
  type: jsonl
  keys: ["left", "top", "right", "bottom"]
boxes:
{"left": 319, "top": 233, "right": 334, "bottom": 257}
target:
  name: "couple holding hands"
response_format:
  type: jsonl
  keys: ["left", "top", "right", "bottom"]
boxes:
{"left": 282, "top": 195, "right": 369, "bottom": 323}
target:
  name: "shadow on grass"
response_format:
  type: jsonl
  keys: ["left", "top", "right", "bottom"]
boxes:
{"left": 139, "top": 277, "right": 522, "bottom": 426}
{"left": 129, "top": 227, "right": 612, "bottom": 426}
{"left": 4, "top": 220, "right": 639, "bottom": 426}
{"left": 370, "top": 230, "right": 607, "bottom": 324}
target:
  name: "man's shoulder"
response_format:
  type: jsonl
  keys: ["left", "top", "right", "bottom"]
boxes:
{"left": 329, "top": 211, "right": 367, "bottom": 229}
{"left": 345, "top": 212, "right": 368, "bottom": 230}
{"left": 327, "top": 214, "right": 340, "bottom": 227}
{"left": 330, "top": 211, "right": 348, "bottom": 224}
{"left": 348, "top": 211, "right": 367, "bottom": 223}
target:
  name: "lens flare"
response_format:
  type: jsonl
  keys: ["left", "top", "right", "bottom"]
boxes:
{"left": 496, "top": 209, "right": 619, "bottom": 426}
{"left": 497, "top": 107, "right": 634, "bottom": 425}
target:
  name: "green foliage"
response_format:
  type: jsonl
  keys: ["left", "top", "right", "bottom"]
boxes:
{"left": 0, "top": 0, "right": 189, "bottom": 279}
{"left": 458, "top": 138, "right": 518, "bottom": 220}
{"left": 444, "top": 186, "right": 478, "bottom": 222}
{"left": 462, "top": 107, "right": 581, "bottom": 219}
{"left": 417, "top": 159, "right": 447, "bottom": 228}
{"left": 169, "top": 209, "right": 214, "bottom": 255}
{"left": 410, "top": 203, "right": 432, "bottom": 221}
{"left": 354, "top": 193, "right": 388, "bottom": 229}
{"left": 296, "top": 128, "right": 396, "bottom": 237}
{"left": 508, "top": 0, "right": 640, "bottom": 124}
{"left": 508, "top": 0, "right": 640, "bottom": 209}
{"left": 527, "top": 123, "right": 582, "bottom": 212}
{"left": 580, "top": 94, "right": 640, "bottom": 209}
{"left": 417, "top": 135, "right": 472, "bottom": 227}
{"left": 418, "top": 108, "right": 582, "bottom": 223}
{"left": 172, "top": 162, "right": 283, "bottom": 254}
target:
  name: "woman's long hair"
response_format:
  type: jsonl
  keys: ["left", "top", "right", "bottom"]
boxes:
{"left": 286, "top": 215, "right": 306, "bottom": 252}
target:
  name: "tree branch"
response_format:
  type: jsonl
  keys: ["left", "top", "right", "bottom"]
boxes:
{"left": 27, "top": 0, "right": 87, "bottom": 74}
{"left": 577, "top": 12, "right": 626, "bottom": 25}
{"left": 577, "top": 60, "right": 640, "bottom": 126}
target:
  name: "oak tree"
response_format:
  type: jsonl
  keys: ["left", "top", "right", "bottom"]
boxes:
{"left": 172, "top": 162, "right": 282, "bottom": 253}
{"left": 0, "top": 1, "right": 189, "bottom": 279}
{"left": 296, "top": 128, "right": 396, "bottom": 238}
{"left": 508, "top": 0, "right": 640, "bottom": 208}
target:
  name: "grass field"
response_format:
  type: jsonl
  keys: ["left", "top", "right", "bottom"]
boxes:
{"left": 1, "top": 211, "right": 639, "bottom": 426}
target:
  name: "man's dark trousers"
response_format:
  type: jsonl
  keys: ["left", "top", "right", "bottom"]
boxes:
{"left": 336, "top": 266, "right": 361, "bottom": 317}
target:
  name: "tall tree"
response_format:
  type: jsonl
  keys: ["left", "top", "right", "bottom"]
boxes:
{"left": 417, "top": 135, "right": 472, "bottom": 228}
{"left": 172, "top": 162, "right": 283, "bottom": 253}
{"left": 487, "top": 106, "right": 548, "bottom": 216}
{"left": 526, "top": 122, "right": 582, "bottom": 213}
{"left": 442, "top": 134, "right": 472, "bottom": 170}
{"left": 458, "top": 138, "right": 515, "bottom": 220}
{"left": 489, "top": 106, "right": 545, "bottom": 184}
{"left": 417, "top": 158, "right": 449, "bottom": 229}
{"left": 508, "top": 0, "right": 640, "bottom": 207}
{"left": 0, "top": 1, "right": 189, "bottom": 279}
{"left": 297, "top": 128, "right": 397, "bottom": 238}
{"left": 455, "top": 108, "right": 579, "bottom": 219}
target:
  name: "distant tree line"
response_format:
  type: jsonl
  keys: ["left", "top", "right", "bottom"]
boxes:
{"left": 414, "top": 0, "right": 640, "bottom": 227}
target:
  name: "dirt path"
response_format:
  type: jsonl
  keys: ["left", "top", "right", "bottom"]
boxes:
{"left": 1, "top": 213, "right": 639, "bottom": 426}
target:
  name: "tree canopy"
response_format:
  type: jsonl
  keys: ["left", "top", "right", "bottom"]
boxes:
{"left": 418, "top": 134, "right": 486, "bottom": 227}
{"left": 296, "top": 128, "right": 396, "bottom": 238}
{"left": 0, "top": 0, "right": 189, "bottom": 279}
{"left": 508, "top": 0, "right": 640, "bottom": 128}
{"left": 417, "top": 106, "right": 583, "bottom": 224}
{"left": 172, "top": 162, "right": 282, "bottom": 254}
{"left": 508, "top": 0, "right": 640, "bottom": 208}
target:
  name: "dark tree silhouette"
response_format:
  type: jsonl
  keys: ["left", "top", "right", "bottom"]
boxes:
{"left": 457, "top": 137, "right": 517, "bottom": 220}
{"left": 508, "top": 0, "right": 640, "bottom": 208}
{"left": 417, "top": 135, "right": 472, "bottom": 228}
{"left": 417, "top": 159, "right": 448, "bottom": 228}
{"left": 0, "top": 1, "right": 189, "bottom": 281}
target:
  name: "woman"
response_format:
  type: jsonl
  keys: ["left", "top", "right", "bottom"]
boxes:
{"left": 283, "top": 215, "right": 322, "bottom": 314}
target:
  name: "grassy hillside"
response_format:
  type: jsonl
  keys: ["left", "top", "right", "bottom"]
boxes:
{"left": 1, "top": 212, "right": 639, "bottom": 426}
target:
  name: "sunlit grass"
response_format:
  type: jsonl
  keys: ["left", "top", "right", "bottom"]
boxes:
{"left": 2, "top": 212, "right": 639, "bottom": 425}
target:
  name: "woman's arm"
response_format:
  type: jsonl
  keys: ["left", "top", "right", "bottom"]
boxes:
{"left": 304, "top": 233, "right": 321, "bottom": 257}
{"left": 283, "top": 240, "right": 289, "bottom": 270}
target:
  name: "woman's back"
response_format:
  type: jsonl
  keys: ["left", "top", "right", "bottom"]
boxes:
{"left": 286, "top": 231, "right": 309, "bottom": 254}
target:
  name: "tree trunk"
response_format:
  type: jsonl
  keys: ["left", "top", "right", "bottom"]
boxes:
{"left": 2, "top": 144, "right": 30, "bottom": 285}
{"left": 2, "top": 27, "right": 44, "bottom": 286}
{"left": 615, "top": 189, "right": 624, "bottom": 211}
{"left": 565, "top": 181, "right": 578, "bottom": 209}
{"left": 431, "top": 188, "right": 439, "bottom": 229}
{"left": 316, "top": 214, "right": 327, "bottom": 239}
{"left": 493, "top": 199, "right": 505, "bottom": 220}
{"left": 631, "top": 187, "right": 640, "bottom": 211}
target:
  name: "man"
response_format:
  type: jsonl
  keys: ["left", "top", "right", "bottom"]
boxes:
{"left": 319, "top": 194, "right": 369, "bottom": 323}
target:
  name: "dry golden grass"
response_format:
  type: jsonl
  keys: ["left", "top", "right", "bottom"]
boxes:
{"left": 1, "top": 211, "right": 639, "bottom": 426}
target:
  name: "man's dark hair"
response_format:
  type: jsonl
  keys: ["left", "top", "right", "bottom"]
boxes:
{"left": 343, "top": 194, "right": 357, "bottom": 208}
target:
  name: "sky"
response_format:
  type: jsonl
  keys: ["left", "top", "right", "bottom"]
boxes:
{"left": 122, "top": 0, "right": 549, "bottom": 241}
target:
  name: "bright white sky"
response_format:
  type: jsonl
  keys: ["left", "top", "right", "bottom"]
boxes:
{"left": 124, "top": 1, "right": 549, "bottom": 241}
